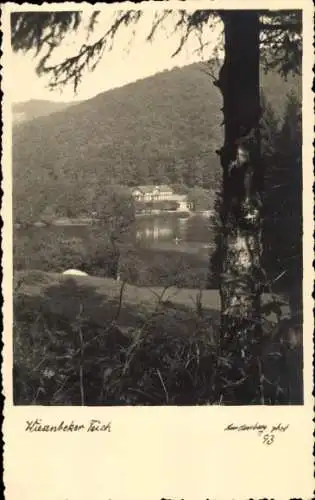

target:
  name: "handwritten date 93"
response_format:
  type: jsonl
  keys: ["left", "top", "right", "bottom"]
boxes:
{"left": 224, "top": 422, "right": 289, "bottom": 445}
{"left": 25, "top": 419, "right": 111, "bottom": 433}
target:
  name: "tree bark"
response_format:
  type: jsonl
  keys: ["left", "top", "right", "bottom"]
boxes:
{"left": 216, "top": 11, "right": 263, "bottom": 403}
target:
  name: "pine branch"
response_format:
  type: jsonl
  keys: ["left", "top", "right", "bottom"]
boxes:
{"left": 260, "top": 21, "right": 302, "bottom": 32}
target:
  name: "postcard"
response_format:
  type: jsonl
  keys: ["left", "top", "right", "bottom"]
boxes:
{"left": 2, "top": 1, "right": 314, "bottom": 498}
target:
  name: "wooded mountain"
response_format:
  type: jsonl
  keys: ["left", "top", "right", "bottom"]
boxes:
{"left": 13, "top": 63, "right": 300, "bottom": 221}
{"left": 12, "top": 99, "right": 76, "bottom": 125}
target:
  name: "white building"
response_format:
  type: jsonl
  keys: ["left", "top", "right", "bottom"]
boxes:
{"left": 131, "top": 185, "right": 192, "bottom": 211}
{"left": 131, "top": 185, "right": 174, "bottom": 202}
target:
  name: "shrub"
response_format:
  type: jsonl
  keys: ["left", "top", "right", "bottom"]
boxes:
{"left": 13, "top": 274, "right": 303, "bottom": 405}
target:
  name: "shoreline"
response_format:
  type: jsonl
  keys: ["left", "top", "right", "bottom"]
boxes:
{"left": 14, "top": 210, "right": 213, "bottom": 229}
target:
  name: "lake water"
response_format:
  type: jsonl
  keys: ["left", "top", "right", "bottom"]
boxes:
{"left": 135, "top": 213, "right": 212, "bottom": 245}
{"left": 19, "top": 213, "right": 214, "bottom": 249}
{"left": 15, "top": 213, "right": 216, "bottom": 287}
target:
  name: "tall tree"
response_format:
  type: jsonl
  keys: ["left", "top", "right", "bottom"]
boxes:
{"left": 212, "top": 11, "right": 263, "bottom": 401}
{"left": 92, "top": 186, "right": 136, "bottom": 280}
{"left": 263, "top": 91, "right": 302, "bottom": 319}
{"left": 10, "top": 7, "right": 302, "bottom": 402}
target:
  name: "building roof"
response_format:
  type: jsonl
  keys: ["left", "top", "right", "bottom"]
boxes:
{"left": 132, "top": 184, "right": 173, "bottom": 194}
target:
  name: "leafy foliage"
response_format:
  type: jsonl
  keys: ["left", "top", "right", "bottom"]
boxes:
{"left": 93, "top": 186, "right": 136, "bottom": 243}
{"left": 11, "top": 11, "right": 81, "bottom": 55}
{"left": 262, "top": 91, "right": 302, "bottom": 316}
{"left": 259, "top": 10, "right": 302, "bottom": 78}
{"left": 11, "top": 9, "right": 301, "bottom": 91}
{"left": 14, "top": 271, "right": 303, "bottom": 405}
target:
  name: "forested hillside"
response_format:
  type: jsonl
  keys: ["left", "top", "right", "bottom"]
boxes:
{"left": 12, "top": 99, "right": 75, "bottom": 124}
{"left": 13, "top": 62, "right": 301, "bottom": 222}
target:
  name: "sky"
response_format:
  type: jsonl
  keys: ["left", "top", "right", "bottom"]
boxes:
{"left": 10, "top": 10, "right": 223, "bottom": 103}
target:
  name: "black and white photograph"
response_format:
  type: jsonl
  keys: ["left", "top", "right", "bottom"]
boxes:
{"left": 10, "top": 4, "right": 306, "bottom": 407}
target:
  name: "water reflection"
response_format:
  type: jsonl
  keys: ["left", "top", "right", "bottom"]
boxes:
{"left": 135, "top": 214, "right": 211, "bottom": 244}
{"left": 17, "top": 214, "right": 213, "bottom": 248}
{"left": 136, "top": 225, "right": 173, "bottom": 241}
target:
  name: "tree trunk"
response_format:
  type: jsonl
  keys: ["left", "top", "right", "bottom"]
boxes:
{"left": 216, "top": 11, "right": 263, "bottom": 403}
{"left": 109, "top": 237, "right": 120, "bottom": 280}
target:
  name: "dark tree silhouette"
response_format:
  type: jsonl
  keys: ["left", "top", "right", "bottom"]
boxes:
{"left": 262, "top": 91, "right": 302, "bottom": 319}
{"left": 11, "top": 7, "right": 302, "bottom": 403}
{"left": 92, "top": 186, "right": 136, "bottom": 280}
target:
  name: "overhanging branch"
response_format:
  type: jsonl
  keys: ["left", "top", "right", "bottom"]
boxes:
{"left": 260, "top": 21, "right": 302, "bottom": 32}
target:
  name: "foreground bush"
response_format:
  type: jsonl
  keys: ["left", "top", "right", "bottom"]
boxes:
{"left": 13, "top": 274, "right": 303, "bottom": 405}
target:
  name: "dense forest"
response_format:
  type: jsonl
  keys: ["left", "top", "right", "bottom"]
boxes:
{"left": 13, "top": 62, "right": 300, "bottom": 223}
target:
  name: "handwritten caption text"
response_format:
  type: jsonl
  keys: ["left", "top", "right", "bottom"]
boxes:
{"left": 224, "top": 422, "right": 289, "bottom": 445}
{"left": 25, "top": 419, "right": 111, "bottom": 433}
